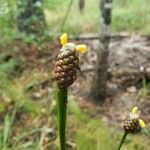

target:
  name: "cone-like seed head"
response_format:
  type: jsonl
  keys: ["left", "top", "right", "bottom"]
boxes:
{"left": 54, "top": 43, "right": 80, "bottom": 88}
{"left": 123, "top": 113, "right": 141, "bottom": 133}
{"left": 54, "top": 33, "right": 87, "bottom": 88}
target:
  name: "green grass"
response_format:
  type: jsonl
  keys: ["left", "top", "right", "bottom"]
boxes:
{"left": 112, "top": 0, "right": 150, "bottom": 34}
{"left": 0, "top": 94, "right": 149, "bottom": 150}
{"left": 0, "top": 59, "right": 52, "bottom": 149}
{"left": 44, "top": 0, "right": 100, "bottom": 35}
{"left": 0, "top": 59, "right": 41, "bottom": 116}
{"left": 0, "top": 105, "right": 18, "bottom": 150}
{"left": 44, "top": 0, "right": 150, "bottom": 35}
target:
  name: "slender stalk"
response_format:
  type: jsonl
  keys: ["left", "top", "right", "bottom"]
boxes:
{"left": 60, "top": 0, "right": 74, "bottom": 31}
{"left": 57, "top": 87, "right": 68, "bottom": 150}
{"left": 117, "top": 131, "right": 128, "bottom": 150}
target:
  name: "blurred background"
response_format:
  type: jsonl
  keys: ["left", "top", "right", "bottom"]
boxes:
{"left": 0, "top": 0, "right": 149, "bottom": 149}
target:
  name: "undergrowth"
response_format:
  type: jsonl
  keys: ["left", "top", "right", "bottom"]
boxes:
{"left": 0, "top": 93, "right": 149, "bottom": 149}
{"left": 0, "top": 59, "right": 41, "bottom": 116}
{"left": 44, "top": 0, "right": 150, "bottom": 35}
{"left": 68, "top": 99, "right": 150, "bottom": 150}
{"left": 0, "top": 0, "right": 149, "bottom": 45}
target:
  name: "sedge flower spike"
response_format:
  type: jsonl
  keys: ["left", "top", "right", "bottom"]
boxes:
{"left": 118, "top": 106, "right": 145, "bottom": 150}
{"left": 54, "top": 33, "right": 87, "bottom": 88}
{"left": 55, "top": 33, "right": 87, "bottom": 150}
{"left": 123, "top": 106, "right": 146, "bottom": 133}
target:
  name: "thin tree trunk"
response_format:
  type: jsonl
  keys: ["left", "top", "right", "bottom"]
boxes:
{"left": 79, "top": 0, "right": 85, "bottom": 12}
{"left": 90, "top": 0, "right": 113, "bottom": 103}
{"left": 17, "top": 0, "right": 45, "bottom": 35}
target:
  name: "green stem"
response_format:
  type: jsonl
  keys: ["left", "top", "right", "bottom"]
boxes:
{"left": 60, "top": 0, "right": 74, "bottom": 31}
{"left": 57, "top": 87, "right": 68, "bottom": 150}
{"left": 117, "top": 131, "right": 128, "bottom": 150}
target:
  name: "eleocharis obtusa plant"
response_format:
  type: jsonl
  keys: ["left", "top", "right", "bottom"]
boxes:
{"left": 56, "top": 88, "right": 67, "bottom": 150}
{"left": 54, "top": 33, "right": 87, "bottom": 150}
{"left": 117, "top": 106, "right": 145, "bottom": 150}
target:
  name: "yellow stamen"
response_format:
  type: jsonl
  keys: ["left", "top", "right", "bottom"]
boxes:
{"left": 131, "top": 106, "right": 138, "bottom": 114}
{"left": 60, "top": 33, "right": 68, "bottom": 46}
{"left": 76, "top": 44, "right": 87, "bottom": 53}
{"left": 139, "top": 119, "right": 146, "bottom": 128}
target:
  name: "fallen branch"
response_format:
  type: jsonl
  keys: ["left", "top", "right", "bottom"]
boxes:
{"left": 69, "top": 34, "right": 130, "bottom": 41}
{"left": 108, "top": 68, "right": 150, "bottom": 79}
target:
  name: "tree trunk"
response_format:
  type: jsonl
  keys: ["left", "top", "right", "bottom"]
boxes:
{"left": 17, "top": 0, "right": 45, "bottom": 35}
{"left": 90, "top": 0, "right": 113, "bottom": 103}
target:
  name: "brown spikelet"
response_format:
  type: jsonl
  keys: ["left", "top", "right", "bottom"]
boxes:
{"left": 79, "top": 0, "right": 85, "bottom": 12}
{"left": 54, "top": 44, "right": 80, "bottom": 88}
{"left": 123, "top": 114, "right": 141, "bottom": 133}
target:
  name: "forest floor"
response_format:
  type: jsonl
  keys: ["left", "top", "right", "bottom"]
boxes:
{"left": 0, "top": 34, "right": 150, "bottom": 149}
{"left": 72, "top": 34, "right": 150, "bottom": 125}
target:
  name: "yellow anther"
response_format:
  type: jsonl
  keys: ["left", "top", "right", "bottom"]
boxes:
{"left": 131, "top": 106, "right": 138, "bottom": 114}
{"left": 60, "top": 33, "right": 68, "bottom": 46}
{"left": 76, "top": 44, "right": 87, "bottom": 53}
{"left": 139, "top": 119, "right": 146, "bottom": 128}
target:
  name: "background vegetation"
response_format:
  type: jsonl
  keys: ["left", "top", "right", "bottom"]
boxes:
{"left": 0, "top": 0, "right": 149, "bottom": 149}
{"left": 0, "top": 0, "right": 150, "bottom": 44}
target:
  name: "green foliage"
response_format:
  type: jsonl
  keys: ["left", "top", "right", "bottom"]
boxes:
{"left": 0, "top": 0, "right": 149, "bottom": 44}
{"left": 0, "top": 0, "right": 50, "bottom": 46}
{"left": 44, "top": 0, "right": 150, "bottom": 35}
{"left": 112, "top": 0, "right": 150, "bottom": 34}
{"left": 17, "top": 31, "right": 53, "bottom": 45}
{"left": 0, "top": 105, "right": 18, "bottom": 150}
{"left": 0, "top": 0, "right": 17, "bottom": 46}
{"left": 44, "top": 0, "right": 99, "bottom": 35}
{"left": 12, "top": 128, "right": 41, "bottom": 149}
{"left": 17, "top": 0, "right": 45, "bottom": 34}
{"left": 0, "top": 28, "right": 17, "bottom": 47}
{"left": 0, "top": 59, "right": 41, "bottom": 116}
{"left": 141, "top": 78, "right": 150, "bottom": 97}
{"left": 0, "top": 104, "right": 41, "bottom": 150}
{"left": 44, "top": 0, "right": 68, "bottom": 11}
